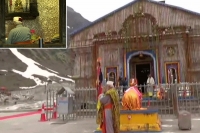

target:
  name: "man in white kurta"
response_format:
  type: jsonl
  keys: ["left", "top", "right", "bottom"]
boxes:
{"left": 146, "top": 74, "right": 155, "bottom": 97}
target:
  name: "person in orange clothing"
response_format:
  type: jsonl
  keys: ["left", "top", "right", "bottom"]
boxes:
{"left": 96, "top": 58, "right": 103, "bottom": 99}
{"left": 122, "top": 75, "right": 142, "bottom": 110}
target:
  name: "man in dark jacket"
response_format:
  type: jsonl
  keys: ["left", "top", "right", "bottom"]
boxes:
{"left": 122, "top": 77, "right": 128, "bottom": 93}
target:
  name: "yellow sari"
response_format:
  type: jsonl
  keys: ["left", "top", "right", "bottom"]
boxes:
{"left": 97, "top": 88, "right": 120, "bottom": 133}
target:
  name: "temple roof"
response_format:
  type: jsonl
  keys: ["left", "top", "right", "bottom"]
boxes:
{"left": 70, "top": 0, "right": 200, "bottom": 36}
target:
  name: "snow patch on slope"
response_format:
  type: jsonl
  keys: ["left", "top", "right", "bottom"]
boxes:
{"left": 10, "top": 49, "right": 74, "bottom": 89}
{"left": 0, "top": 70, "right": 7, "bottom": 72}
{"left": 44, "top": 67, "right": 58, "bottom": 74}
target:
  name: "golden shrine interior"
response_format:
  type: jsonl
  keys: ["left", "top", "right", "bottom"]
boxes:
{"left": 0, "top": 0, "right": 66, "bottom": 45}
{"left": 69, "top": 0, "right": 200, "bottom": 88}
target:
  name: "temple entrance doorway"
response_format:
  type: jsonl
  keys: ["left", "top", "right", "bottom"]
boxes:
{"left": 136, "top": 63, "right": 150, "bottom": 93}
{"left": 129, "top": 54, "right": 154, "bottom": 93}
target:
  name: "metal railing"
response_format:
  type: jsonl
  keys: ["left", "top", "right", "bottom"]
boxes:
{"left": 65, "top": 83, "right": 200, "bottom": 120}
{"left": 72, "top": 88, "right": 97, "bottom": 119}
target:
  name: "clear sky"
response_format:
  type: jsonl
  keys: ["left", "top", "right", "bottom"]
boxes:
{"left": 67, "top": 0, "right": 200, "bottom": 22}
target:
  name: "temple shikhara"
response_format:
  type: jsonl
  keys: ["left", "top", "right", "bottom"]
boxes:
{"left": 69, "top": 0, "right": 200, "bottom": 87}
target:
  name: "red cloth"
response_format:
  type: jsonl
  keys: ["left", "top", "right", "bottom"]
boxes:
{"left": 101, "top": 104, "right": 113, "bottom": 133}
{"left": 97, "top": 67, "right": 100, "bottom": 76}
{"left": 10, "top": 0, "right": 12, "bottom": 6}
{"left": 96, "top": 65, "right": 102, "bottom": 99}
{"left": 97, "top": 85, "right": 102, "bottom": 99}
{"left": 30, "top": 29, "right": 35, "bottom": 33}
{"left": 97, "top": 66, "right": 100, "bottom": 83}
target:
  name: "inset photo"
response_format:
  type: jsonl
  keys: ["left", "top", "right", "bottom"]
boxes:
{"left": 0, "top": 0, "right": 66, "bottom": 48}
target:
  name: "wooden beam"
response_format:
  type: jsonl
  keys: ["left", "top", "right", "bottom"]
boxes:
{"left": 59, "top": 0, "right": 66, "bottom": 46}
{"left": 0, "top": 0, "right": 6, "bottom": 45}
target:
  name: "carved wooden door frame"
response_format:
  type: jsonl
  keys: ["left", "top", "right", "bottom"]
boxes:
{"left": 164, "top": 62, "right": 180, "bottom": 83}
{"left": 105, "top": 66, "right": 118, "bottom": 86}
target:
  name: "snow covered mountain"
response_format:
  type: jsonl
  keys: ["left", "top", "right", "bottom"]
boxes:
{"left": 0, "top": 49, "right": 75, "bottom": 90}
{"left": 67, "top": 6, "right": 91, "bottom": 45}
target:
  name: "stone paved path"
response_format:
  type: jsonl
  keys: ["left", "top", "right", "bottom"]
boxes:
{"left": 1, "top": 112, "right": 200, "bottom": 133}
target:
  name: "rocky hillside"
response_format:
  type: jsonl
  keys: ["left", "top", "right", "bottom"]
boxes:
{"left": 0, "top": 49, "right": 75, "bottom": 90}
{"left": 67, "top": 6, "right": 91, "bottom": 45}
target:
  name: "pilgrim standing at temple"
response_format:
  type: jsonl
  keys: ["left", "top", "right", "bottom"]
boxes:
{"left": 122, "top": 77, "right": 128, "bottom": 93}
{"left": 146, "top": 74, "right": 155, "bottom": 97}
{"left": 6, "top": 17, "right": 31, "bottom": 45}
{"left": 96, "top": 58, "right": 103, "bottom": 98}
{"left": 118, "top": 77, "right": 123, "bottom": 95}
{"left": 118, "top": 77, "right": 123, "bottom": 87}
{"left": 97, "top": 81, "right": 120, "bottom": 133}
{"left": 106, "top": 73, "right": 109, "bottom": 82}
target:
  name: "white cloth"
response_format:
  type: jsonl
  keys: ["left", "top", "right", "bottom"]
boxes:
{"left": 147, "top": 77, "right": 155, "bottom": 85}
{"left": 13, "top": 16, "right": 22, "bottom": 24}
{"left": 107, "top": 81, "right": 114, "bottom": 87}
{"left": 98, "top": 93, "right": 104, "bottom": 100}
{"left": 146, "top": 77, "right": 155, "bottom": 94}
